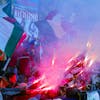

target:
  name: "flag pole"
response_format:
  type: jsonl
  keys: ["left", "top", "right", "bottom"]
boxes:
{"left": 2, "top": 58, "right": 11, "bottom": 71}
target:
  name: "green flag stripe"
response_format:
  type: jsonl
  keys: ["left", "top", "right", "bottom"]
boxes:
{"left": 4, "top": 22, "right": 23, "bottom": 57}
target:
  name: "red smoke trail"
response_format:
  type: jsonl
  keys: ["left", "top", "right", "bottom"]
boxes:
{"left": 27, "top": 50, "right": 95, "bottom": 97}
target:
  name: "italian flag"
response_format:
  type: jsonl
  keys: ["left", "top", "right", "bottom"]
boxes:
{"left": 0, "top": 18, "right": 23, "bottom": 57}
{"left": 0, "top": 2, "right": 23, "bottom": 58}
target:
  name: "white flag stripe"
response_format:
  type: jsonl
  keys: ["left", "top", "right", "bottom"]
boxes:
{"left": 0, "top": 18, "right": 14, "bottom": 51}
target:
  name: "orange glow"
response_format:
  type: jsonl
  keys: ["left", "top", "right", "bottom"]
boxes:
{"left": 52, "top": 55, "right": 56, "bottom": 66}
{"left": 78, "top": 86, "right": 84, "bottom": 90}
{"left": 42, "top": 86, "right": 55, "bottom": 91}
{"left": 70, "top": 84, "right": 75, "bottom": 88}
{"left": 86, "top": 41, "right": 92, "bottom": 49}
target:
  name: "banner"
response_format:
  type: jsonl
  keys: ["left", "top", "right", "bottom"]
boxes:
{"left": 12, "top": 0, "right": 38, "bottom": 38}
